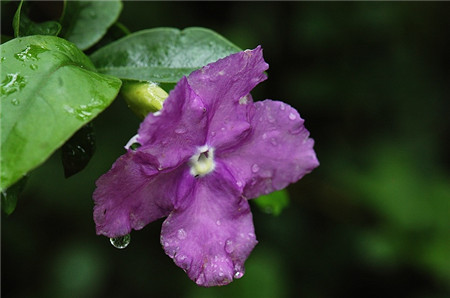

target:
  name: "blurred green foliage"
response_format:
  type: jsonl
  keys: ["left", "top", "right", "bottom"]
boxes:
{"left": 2, "top": 2, "right": 449, "bottom": 298}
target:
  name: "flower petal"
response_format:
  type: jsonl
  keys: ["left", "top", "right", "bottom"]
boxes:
{"left": 219, "top": 100, "right": 319, "bottom": 199}
{"left": 137, "top": 77, "right": 208, "bottom": 169}
{"left": 93, "top": 151, "right": 194, "bottom": 238}
{"left": 187, "top": 47, "right": 268, "bottom": 149}
{"left": 160, "top": 162, "right": 257, "bottom": 287}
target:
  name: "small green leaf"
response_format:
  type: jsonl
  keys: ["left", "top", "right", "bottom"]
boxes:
{"left": 1, "top": 175, "right": 28, "bottom": 215}
{"left": 254, "top": 189, "right": 290, "bottom": 216}
{"left": 90, "top": 27, "right": 241, "bottom": 83}
{"left": 60, "top": 0, "right": 123, "bottom": 50}
{"left": 61, "top": 122, "right": 96, "bottom": 178}
{"left": 0, "top": 36, "right": 122, "bottom": 191}
{"left": 13, "top": 0, "right": 62, "bottom": 37}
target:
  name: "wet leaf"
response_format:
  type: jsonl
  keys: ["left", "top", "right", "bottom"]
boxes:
{"left": 61, "top": 122, "right": 96, "bottom": 178}
{"left": 60, "top": 0, "right": 123, "bottom": 50}
{"left": 0, "top": 36, "right": 122, "bottom": 191}
{"left": 254, "top": 189, "right": 290, "bottom": 216}
{"left": 90, "top": 27, "right": 241, "bottom": 83}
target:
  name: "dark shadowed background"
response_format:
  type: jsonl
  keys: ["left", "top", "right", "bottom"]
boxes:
{"left": 2, "top": 2, "right": 450, "bottom": 298}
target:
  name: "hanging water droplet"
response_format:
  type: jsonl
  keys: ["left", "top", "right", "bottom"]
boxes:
{"left": 234, "top": 271, "right": 243, "bottom": 279}
{"left": 109, "top": 234, "right": 131, "bottom": 249}
{"left": 289, "top": 113, "right": 296, "bottom": 120}
{"left": 251, "top": 164, "right": 260, "bottom": 173}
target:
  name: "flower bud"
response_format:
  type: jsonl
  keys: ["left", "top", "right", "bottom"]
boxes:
{"left": 121, "top": 81, "right": 168, "bottom": 119}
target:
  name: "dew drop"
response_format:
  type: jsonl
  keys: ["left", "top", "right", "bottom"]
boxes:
{"left": 110, "top": 234, "right": 131, "bottom": 249}
{"left": 262, "top": 133, "right": 267, "bottom": 140}
{"left": 177, "top": 228, "right": 187, "bottom": 240}
{"left": 211, "top": 131, "right": 216, "bottom": 137}
{"left": 175, "top": 127, "right": 186, "bottom": 134}
{"left": 251, "top": 164, "right": 260, "bottom": 173}
{"left": 225, "top": 239, "right": 234, "bottom": 254}
{"left": 236, "top": 181, "right": 243, "bottom": 187}
{"left": 1, "top": 73, "right": 27, "bottom": 95}
{"left": 196, "top": 273, "right": 206, "bottom": 286}
{"left": 279, "top": 104, "right": 286, "bottom": 110}
{"left": 11, "top": 98, "right": 19, "bottom": 105}
{"left": 270, "top": 138, "right": 278, "bottom": 146}
{"left": 30, "top": 64, "right": 38, "bottom": 70}
{"left": 216, "top": 220, "right": 221, "bottom": 226}
{"left": 289, "top": 113, "right": 296, "bottom": 120}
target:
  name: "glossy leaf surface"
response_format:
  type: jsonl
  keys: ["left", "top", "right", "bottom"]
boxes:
{"left": 60, "top": 0, "right": 122, "bottom": 50}
{"left": 0, "top": 36, "right": 121, "bottom": 191}
{"left": 90, "top": 27, "right": 241, "bottom": 83}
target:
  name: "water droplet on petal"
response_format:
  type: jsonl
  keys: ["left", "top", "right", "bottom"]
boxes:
{"left": 262, "top": 133, "right": 267, "bottom": 140}
{"left": 177, "top": 228, "right": 187, "bottom": 240}
{"left": 196, "top": 273, "right": 206, "bottom": 285}
{"left": 279, "top": 104, "right": 286, "bottom": 110}
{"left": 211, "top": 131, "right": 216, "bottom": 137}
{"left": 110, "top": 234, "right": 131, "bottom": 249}
{"left": 236, "top": 181, "right": 243, "bottom": 187}
{"left": 289, "top": 113, "right": 296, "bottom": 120}
{"left": 270, "top": 138, "right": 278, "bottom": 146}
{"left": 251, "top": 164, "right": 260, "bottom": 173}
{"left": 175, "top": 127, "right": 186, "bottom": 134}
{"left": 216, "top": 220, "right": 221, "bottom": 226}
{"left": 225, "top": 239, "right": 234, "bottom": 254}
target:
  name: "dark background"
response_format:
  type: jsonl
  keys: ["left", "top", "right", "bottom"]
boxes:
{"left": 2, "top": 2, "right": 450, "bottom": 297}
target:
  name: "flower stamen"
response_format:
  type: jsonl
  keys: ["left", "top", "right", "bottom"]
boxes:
{"left": 190, "top": 145, "right": 215, "bottom": 177}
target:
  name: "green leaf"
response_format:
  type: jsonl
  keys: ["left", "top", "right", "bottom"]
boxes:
{"left": 0, "top": 36, "right": 122, "bottom": 191}
{"left": 13, "top": 0, "right": 62, "bottom": 37}
{"left": 1, "top": 175, "right": 27, "bottom": 215}
{"left": 254, "top": 189, "right": 290, "bottom": 216}
{"left": 90, "top": 27, "right": 241, "bottom": 83}
{"left": 61, "top": 122, "right": 96, "bottom": 178}
{"left": 60, "top": 0, "right": 123, "bottom": 51}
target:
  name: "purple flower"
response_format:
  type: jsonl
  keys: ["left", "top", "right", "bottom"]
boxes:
{"left": 93, "top": 46, "right": 319, "bottom": 286}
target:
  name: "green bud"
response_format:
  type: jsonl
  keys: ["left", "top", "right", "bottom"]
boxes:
{"left": 121, "top": 81, "right": 169, "bottom": 119}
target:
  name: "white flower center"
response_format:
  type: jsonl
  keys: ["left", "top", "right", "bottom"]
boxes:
{"left": 189, "top": 145, "right": 215, "bottom": 177}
